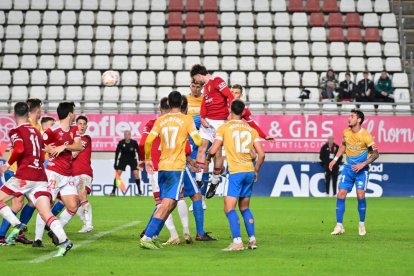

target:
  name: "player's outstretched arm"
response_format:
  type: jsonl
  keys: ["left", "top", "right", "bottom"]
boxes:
{"left": 206, "top": 139, "right": 222, "bottom": 164}
{"left": 253, "top": 141, "right": 265, "bottom": 182}
{"left": 329, "top": 142, "right": 346, "bottom": 171}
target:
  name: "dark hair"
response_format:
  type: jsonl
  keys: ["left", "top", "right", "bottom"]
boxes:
{"left": 168, "top": 91, "right": 182, "bottom": 108}
{"left": 190, "top": 64, "right": 208, "bottom": 77}
{"left": 40, "top": 116, "right": 55, "bottom": 124}
{"left": 14, "top": 102, "right": 29, "bottom": 118}
{"left": 351, "top": 109, "right": 365, "bottom": 125}
{"left": 345, "top": 72, "right": 351, "bottom": 77}
{"left": 231, "top": 84, "right": 243, "bottom": 93}
{"left": 76, "top": 115, "right": 88, "bottom": 123}
{"left": 159, "top": 97, "right": 170, "bottom": 111}
{"left": 181, "top": 95, "right": 188, "bottom": 113}
{"left": 231, "top": 100, "right": 245, "bottom": 116}
{"left": 26, "top": 98, "right": 42, "bottom": 113}
{"left": 57, "top": 102, "right": 75, "bottom": 120}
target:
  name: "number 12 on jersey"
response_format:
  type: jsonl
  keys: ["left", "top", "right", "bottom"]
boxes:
{"left": 232, "top": 130, "right": 251, "bottom": 153}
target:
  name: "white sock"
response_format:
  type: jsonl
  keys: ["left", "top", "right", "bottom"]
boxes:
{"left": 177, "top": 200, "right": 190, "bottom": 235}
{"left": 196, "top": 171, "right": 203, "bottom": 181}
{"left": 233, "top": 237, "right": 242, "bottom": 244}
{"left": 35, "top": 213, "right": 46, "bottom": 241}
{"left": 0, "top": 205, "right": 20, "bottom": 226}
{"left": 249, "top": 236, "right": 256, "bottom": 242}
{"left": 211, "top": 174, "right": 219, "bottom": 184}
{"left": 337, "top": 222, "right": 343, "bottom": 226}
{"left": 164, "top": 214, "right": 179, "bottom": 239}
{"left": 359, "top": 221, "right": 365, "bottom": 226}
{"left": 48, "top": 218, "right": 68, "bottom": 244}
{"left": 76, "top": 205, "right": 86, "bottom": 225}
{"left": 59, "top": 209, "right": 75, "bottom": 227}
{"left": 84, "top": 202, "right": 93, "bottom": 227}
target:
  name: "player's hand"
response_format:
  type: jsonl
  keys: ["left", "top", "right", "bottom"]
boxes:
{"left": 254, "top": 171, "right": 259, "bottom": 182}
{"left": 0, "top": 164, "right": 9, "bottom": 174}
{"left": 352, "top": 162, "right": 366, "bottom": 173}
{"left": 43, "top": 143, "right": 55, "bottom": 154}
{"left": 145, "top": 160, "right": 154, "bottom": 174}
{"left": 50, "top": 145, "right": 66, "bottom": 157}
{"left": 328, "top": 160, "right": 337, "bottom": 171}
{"left": 200, "top": 118, "right": 210, "bottom": 128}
{"left": 265, "top": 136, "right": 275, "bottom": 142}
{"left": 138, "top": 161, "right": 144, "bottom": 171}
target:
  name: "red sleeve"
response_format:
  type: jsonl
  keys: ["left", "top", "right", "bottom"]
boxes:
{"left": 185, "top": 141, "right": 192, "bottom": 156}
{"left": 71, "top": 126, "right": 81, "bottom": 139}
{"left": 138, "top": 133, "right": 148, "bottom": 161}
{"left": 200, "top": 96, "right": 207, "bottom": 118}
{"left": 42, "top": 128, "right": 53, "bottom": 145}
{"left": 7, "top": 140, "right": 24, "bottom": 166}
{"left": 242, "top": 108, "right": 267, "bottom": 139}
{"left": 214, "top": 77, "right": 234, "bottom": 107}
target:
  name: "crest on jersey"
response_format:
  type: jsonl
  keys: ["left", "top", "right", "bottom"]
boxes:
{"left": 218, "top": 81, "right": 227, "bottom": 90}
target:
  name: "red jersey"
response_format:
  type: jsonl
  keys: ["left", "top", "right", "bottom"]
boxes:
{"left": 72, "top": 135, "right": 93, "bottom": 177}
{"left": 43, "top": 124, "right": 80, "bottom": 176}
{"left": 242, "top": 107, "right": 267, "bottom": 139}
{"left": 200, "top": 76, "right": 234, "bottom": 120}
{"left": 139, "top": 119, "right": 161, "bottom": 171}
{"left": 8, "top": 123, "right": 47, "bottom": 181}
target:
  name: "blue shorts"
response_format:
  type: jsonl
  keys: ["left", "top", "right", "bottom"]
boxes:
{"left": 339, "top": 166, "right": 369, "bottom": 192}
{"left": 183, "top": 166, "right": 200, "bottom": 197}
{"left": 158, "top": 171, "right": 184, "bottom": 200}
{"left": 225, "top": 172, "right": 255, "bottom": 198}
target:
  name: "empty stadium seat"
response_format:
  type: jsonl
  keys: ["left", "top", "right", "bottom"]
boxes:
{"left": 93, "top": 55, "right": 110, "bottom": 69}
{"left": 266, "top": 72, "right": 283, "bottom": 86}
{"left": 221, "top": 27, "right": 237, "bottom": 40}
{"left": 157, "top": 87, "right": 172, "bottom": 100}
{"left": 348, "top": 28, "right": 362, "bottom": 42}
{"left": 50, "top": 70, "right": 66, "bottom": 85}
{"left": 257, "top": 27, "right": 273, "bottom": 41}
{"left": 150, "top": 26, "right": 165, "bottom": 40}
{"left": 221, "top": 41, "right": 237, "bottom": 55}
{"left": 276, "top": 57, "right": 292, "bottom": 71}
{"left": 365, "top": 42, "right": 382, "bottom": 56}
{"left": 20, "top": 55, "right": 37, "bottom": 69}
{"left": 391, "top": 73, "right": 409, "bottom": 88}
{"left": 157, "top": 71, "right": 174, "bottom": 86}
{"left": 132, "top": 12, "right": 147, "bottom": 25}
{"left": 292, "top": 27, "right": 308, "bottom": 41}
{"left": 23, "top": 25, "right": 39, "bottom": 39}
{"left": 284, "top": 72, "right": 300, "bottom": 86}
{"left": 374, "top": 0, "right": 390, "bottom": 12}
{"left": 328, "top": 13, "right": 343, "bottom": 27}
{"left": 394, "top": 89, "right": 410, "bottom": 102}
{"left": 364, "top": 28, "right": 380, "bottom": 42}
{"left": 274, "top": 12, "right": 290, "bottom": 26}
{"left": 121, "top": 71, "right": 138, "bottom": 86}
{"left": 330, "top": 57, "right": 347, "bottom": 71}
{"left": 349, "top": 57, "right": 366, "bottom": 71}
{"left": 204, "top": 26, "right": 219, "bottom": 40}
{"left": 95, "top": 40, "right": 111, "bottom": 54}
{"left": 288, "top": 0, "right": 304, "bottom": 12}
{"left": 382, "top": 28, "right": 398, "bottom": 42}
{"left": 8, "top": 11, "right": 24, "bottom": 24}
{"left": 275, "top": 27, "right": 290, "bottom": 41}
{"left": 310, "top": 13, "right": 324, "bottom": 27}
{"left": 151, "top": 0, "right": 166, "bottom": 11}
{"left": 230, "top": 72, "right": 246, "bottom": 86}
{"left": 381, "top": 13, "right": 397, "bottom": 27}
{"left": 367, "top": 57, "right": 384, "bottom": 71}
{"left": 40, "top": 55, "right": 57, "bottom": 69}
{"left": 254, "top": 0, "right": 269, "bottom": 11}
{"left": 385, "top": 57, "right": 402, "bottom": 72}
{"left": 310, "top": 27, "right": 326, "bottom": 41}
{"left": 112, "top": 56, "right": 128, "bottom": 70}
{"left": 47, "top": 86, "right": 65, "bottom": 107}
{"left": 75, "top": 56, "right": 93, "bottom": 70}
{"left": 221, "top": 56, "right": 238, "bottom": 71}
{"left": 11, "top": 86, "right": 28, "bottom": 101}
{"left": 204, "top": 56, "right": 219, "bottom": 70}
{"left": 167, "top": 27, "right": 182, "bottom": 40}
{"left": 257, "top": 42, "right": 273, "bottom": 56}
{"left": 258, "top": 57, "right": 274, "bottom": 71}
{"left": 139, "top": 71, "right": 156, "bottom": 86}
{"left": 4, "top": 40, "right": 20, "bottom": 54}
{"left": 13, "top": 70, "right": 29, "bottom": 85}
{"left": 187, "top": 12, "right": 201, "bottom": 26}
{"left": 323, "top": 0, "right": 338, "bottom": 12}
{"left": 240, "top": 56, "right": 256, "bottom": 71}
{"left": 22, "top": 40, "right": 38, "bottom": 54}
{"left": 120, "top": 87, "right": 137, "bottom": 110}
{"left": 384, "top": 43, "right": 400, "bottom": 56}
{"left": 256, "top": 12, "right": 272, "bottom": 26}
{"left": 175, "top": 71, "right": 190, "bottom": 86}
{"left": 85, "top": 71, "right": 101, "bottom": 85}
{"left": 357, "top": 0, "right": 373, "bottom": 12}
{"left": 311, "top": 42, "right": 328, "bottom": 56}
{"left": 348, "top": 42, "right": 364, "bottom": 56}
{"left": 330, "top": 42, "right": 346, "bottom": 56}
{"left": 302, "top": 72, "right": 319, "bottom": 86}
{"left": 248, "top": 72, "right": 265, "bottom": 86}
{"left": 306, "top": 0, "right": 320, "bottom": 12}
{"left": 239, "top": 27, "right": 255, "bottom": 41}
{"left": 340, "top": 0, "right": 355, "bottom": 12}
{"left": 293, "top": 42, "right": 309, "bottom": 56}
{"left": 329, "top": 28, "right": 344, "bottom": 41}
{"left": 363, "top": 13, "right": 379, "bottom": 27}
{"left": 67, "top": 70, "right": 83, "bottom": 85}
{"left": 312, "top": 57, "right": 329, "bottom": 71}
{"left": 345, "top": 13, "right": 361, "bottom": 27}
{"left": 204, "top": 0, "right": 217, "bottom": 11}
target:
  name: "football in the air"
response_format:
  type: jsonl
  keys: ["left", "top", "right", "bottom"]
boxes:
{"left": 102, "top": 70, "right": 120, "bottom": 86}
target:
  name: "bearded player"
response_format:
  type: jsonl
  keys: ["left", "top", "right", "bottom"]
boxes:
{"left": 329, "top": 109, "right": 379, "bottom": 236}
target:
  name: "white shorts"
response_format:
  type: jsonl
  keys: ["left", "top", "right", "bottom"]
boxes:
{"left": 73, "top": 174, "right": 92, "bottom": 194}
{"left": 0, "top": 177, "right": 51, "bottom": 205}
{"left": 200, "top": 119, "right": 225, "bottom": 143}
{"left": 45, "top": 169, "right": 77, "bottom": 200}
{"left": 149, "top": 171, "right": 159, "bottom": 193}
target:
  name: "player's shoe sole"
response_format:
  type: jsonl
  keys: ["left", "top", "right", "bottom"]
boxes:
{"left": 6, "top": 223, "right": 27, "bottom": 245}
{"left": 359, "top": 225, "right": 366, "bottom": 236}
{"left": 184, "top": 233, "right": 193, "bottom": 244}
{"left": 222, "top": 242, "right": 245, "bottom": 251}
{"left": 139, "top": 239, "right": 160, "bottom": 250}
{"left": 54, "top": 239, "right": 73, "bottom": 257}
{"left": 331, "top": 225, "right": 345, "bottom": 235}
{"left": 206, "top": 183, "right": 219, "bottom": 199}
{"left": 162, "top": 237, "right": 180, "bottom": 246}
{"left": 16, "top": 233, "right": 33, "bottom": 244}
{"left": 78, "top": 226, "right": 94, "bottom": 233}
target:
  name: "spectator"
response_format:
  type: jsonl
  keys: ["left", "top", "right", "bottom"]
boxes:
{"left": 319, "top": 136, "right": 342, "bottom": 196}
{"left": 355, "top": 71, "right": 375, "bottom": 102}
{"left": 338, "top": 72, "right": 355, "bottom": 102}
{"left": 320, "top": 69, "right": 338, "bottom": 101}
{"left": 375, "top": 70, "right": 394, "bottom": 102}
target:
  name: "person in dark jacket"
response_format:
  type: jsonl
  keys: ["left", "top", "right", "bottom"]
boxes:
{"left": 355, "top": 71, "right": 375, "bottom": 102}
{"left": 319, "top": 136, "right": 342, "bottom": 196}
{"left": 338, "top": 72, "right": 355, "bottom": 101}
{"left": 375, "top": 70, "right": 394, "bottom": 102}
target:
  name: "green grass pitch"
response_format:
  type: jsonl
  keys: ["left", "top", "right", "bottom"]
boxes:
{"left": 0, "top": 197, "right": 413, "bottom": 275}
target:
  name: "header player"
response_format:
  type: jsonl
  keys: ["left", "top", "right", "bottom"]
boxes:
{"left": 140, "top": 91, "right": 202, "bottom": 249}
{"left": 208, "top": 100, "right": 265, "bottom": 251}
{"left": 190, "top": 64, "right": 234, "bottom": 197}
{"left": 0, "top": 102, "right": 72, "bottom": 257}
{"left": 329, "top": 109, "right": 379, "bottom": 236}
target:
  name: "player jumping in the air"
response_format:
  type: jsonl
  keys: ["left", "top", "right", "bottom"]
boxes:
{"left": 140, "top": 91, "right": 202, "bottom": 249}
{"left": 0, "top": 102, "right": 72, "bottom": 257}
{"left": 34, "top": 102, "right": 83, "bottom": 246}
{"left": 72, "top": 115, "right": 94, "bottom": 233}
{"left": 207, "top": 100, "right": 265, "bottom": 251}
{"left": 329, "top": 109, "right": 379, "bottom": 236}
{"left": 190, "top": 64, "right": 234, "bottom": 199}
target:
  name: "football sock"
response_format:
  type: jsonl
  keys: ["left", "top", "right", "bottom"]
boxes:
{"left": 19, "top": 203, "right": 35, "bottom": 225}
{"left": 0, "top": 204, "right": 19, "bottom": 228}
{"left": 195, "top": 162, "right": 205, "bottom": 181}
{"left": 192, "top": 199, "right": 204, "bottom": 235}
{"left": 35, "top": 213, "right": 46, "bottom": 241}
{"left": 59, "top": 209, "right": 76, "bottom": 227}
{"left": 76, "top": 204, "right": 86, "bottom": 224}
{"left": 226, "top": 209, "right": 241, "bottom": 239}
{"left": 211, "top": 172, "right": 220, "bottom": 185}
{"left": 336, "top": 198, "right": 346, "bottom": 224}
{"left": 84, "top": 201, "right": 93, "bottom": 227}
{"left": 358, "top": 198, "right": 367, "bottom": 222}
{"left": 0, "top": 213, "right": 14, "bottom": 237}
{"left": 144, "top": 217, "right": 165, "bottom": 238}
{"left": 201, "top": 172, "right": 209, "bottom": 196}
{"left": 164, "top": 214, "right": 179, "bottom": 239}
{"left": 135, "top": 179, "right": 142, "bottom": 194}
{"left": 241, "top": 208, "right": 255, "bottom": 238}
{"left": 52, "top": 201, "right": 65, "bottom": 216}
{"left": 177, "top": 200, "right": 190, "bottom": 234}
{"left": 46, "top": 216, "right": 67, "bottom": 244}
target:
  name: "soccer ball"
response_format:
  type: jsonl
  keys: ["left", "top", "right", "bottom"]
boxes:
{"left": 101, "top": 70, "right": 120, "bottom": 86}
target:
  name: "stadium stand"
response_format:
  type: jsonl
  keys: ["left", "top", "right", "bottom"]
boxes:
{"left": 0, "top": 0, "right": 412, "bottom": 115}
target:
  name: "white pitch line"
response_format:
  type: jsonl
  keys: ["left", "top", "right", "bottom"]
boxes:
{"left": 30, "top": 221, "right": 140, "bottom": 264}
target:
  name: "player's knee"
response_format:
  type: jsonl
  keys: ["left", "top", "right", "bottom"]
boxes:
{"left": 356, "top": 190, "right": 365, "bottom": 199}
{"left": 191, "top": 193, "right": 202, "bottom": 201}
